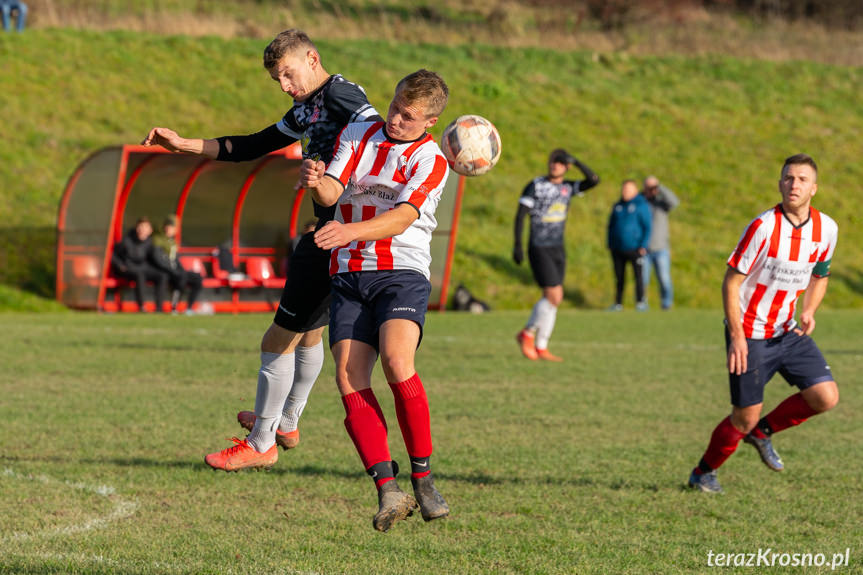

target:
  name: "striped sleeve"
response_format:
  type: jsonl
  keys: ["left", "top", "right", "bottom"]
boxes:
{"left": 814, "top": 212, "right": 839, "bottom": 277}
{"left": 325, "top": 123, "right": 381, "bottom": 187}
{"left": 728, "top": 216, "right": 767, "bottom": 274}
{"left": 398, "top": 149, "right": 449, "bottom": 210}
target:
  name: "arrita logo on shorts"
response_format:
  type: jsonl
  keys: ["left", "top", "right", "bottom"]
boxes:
{"left": 392, "top": 306, "right": 416, "bottom": 313}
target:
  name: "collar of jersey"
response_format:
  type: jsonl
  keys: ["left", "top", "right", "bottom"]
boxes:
{"left": 382, "top": 126, "right": 430, "bottom": 145}
{"left": 301, "top": 74, "right": 336, "bottom": 103}
{"left": 777, "top": 203, "right": 811, "bottom": 229}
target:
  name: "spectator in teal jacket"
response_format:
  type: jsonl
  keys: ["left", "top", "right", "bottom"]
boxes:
{"left": 607, "top": 179, "right": 652, "bottom": 311}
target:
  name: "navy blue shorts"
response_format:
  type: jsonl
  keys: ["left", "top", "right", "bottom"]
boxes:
{"left": 528, "top": 244, "right": 566, "bottom": 288}
{"left": 329, "top": 269, "right": 431, "bottom": 350}
{"left": 725, "top": 327, "right": 834, "bottom": 408}
{"left": 273, "top": 232, "right": 331, "bottom": 333}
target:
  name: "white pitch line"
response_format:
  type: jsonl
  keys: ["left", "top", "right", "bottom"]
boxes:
{"left": 2, "top": 467, "right": 324, "bottom": 575}
{"left": 10, "top": 550, "right": 324, "bottom": 575}
{"left": 0, "top": 467, "right": 139, "bottom": 544}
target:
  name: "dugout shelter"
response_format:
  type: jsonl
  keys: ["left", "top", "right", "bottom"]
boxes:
{"left": 56, "top": 144, "right": 465, "bottom": 313}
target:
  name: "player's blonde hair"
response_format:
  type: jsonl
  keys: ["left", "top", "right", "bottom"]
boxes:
{"left": 395, "top": 69, "right": 449, "bottom": 119}
{"left": 263, "top": 29, "right": 318, "bottom": 70}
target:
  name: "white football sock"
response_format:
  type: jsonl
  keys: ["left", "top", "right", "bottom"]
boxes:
{"left": 534, "top": 298, "right": 558, "bottom": 350}
{"left": 247, "top": 351, "right": 295, "bottom": 452}
{"left": 280, "top": 341, "right": 324, "bottom": 432}
{"left": 525, "top": 298, "right": 544, "bottom": 331}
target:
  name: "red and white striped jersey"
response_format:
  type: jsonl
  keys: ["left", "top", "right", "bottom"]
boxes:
{"left": 324, "top": 121, "right": 450, "bottom": 279}
{"left": 728, "top": 204, "right": 838, "bottom": 339}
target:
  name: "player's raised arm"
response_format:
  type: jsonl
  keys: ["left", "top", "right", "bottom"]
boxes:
{"left": 141, "top": 127, "right": 220, "bottom": 158}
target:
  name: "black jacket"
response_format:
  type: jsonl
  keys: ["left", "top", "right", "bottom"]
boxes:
{"left": 111, "top": 229, "right": 160, "bottom": 272}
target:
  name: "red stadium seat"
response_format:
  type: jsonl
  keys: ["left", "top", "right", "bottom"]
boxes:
{"left": 245, "top": 257, "right": 285, "bottom": 289}
{"left": 71, "top": 254, "right": 100, "bottom": 282}
{"left": 179, "top": 256, "right": 207, "bottom": 277}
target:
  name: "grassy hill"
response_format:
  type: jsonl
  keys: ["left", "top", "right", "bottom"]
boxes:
{"left": 1, "top": 29, "right": 861, "bottom": 309}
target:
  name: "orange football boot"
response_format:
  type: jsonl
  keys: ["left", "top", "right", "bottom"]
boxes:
{"left": 204, "top": 437, "right": 278, "bottom": 472}
{"left": 237, "top": 411, "right": 300, "bottom": 450}
{"left": 516, "top": 329, "right": 539, "bottom": 360}
{"left": 536, "top": 348, "right": 563, "bottom": 362}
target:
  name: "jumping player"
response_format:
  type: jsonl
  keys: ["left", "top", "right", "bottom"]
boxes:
{"left": 513, "top": 149, "right": 599, "bottom": 361}
{"left": 300, "top": 69, "right": 450, "bottom": 532}
{"left": 141, "top": 29, "right": 382, "bottom": 471}
{"left": 688, "top": 154, "right": 839, "bottom": 493}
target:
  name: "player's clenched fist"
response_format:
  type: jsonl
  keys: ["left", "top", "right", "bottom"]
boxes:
{"left": 300, "top": 159, "right": 326, "bottom": 189}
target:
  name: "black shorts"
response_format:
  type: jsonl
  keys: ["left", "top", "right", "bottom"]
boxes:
{"left": 725, "top": 327, "right": 834, "bottom": 408}
{"left": 528, "top": 244, "right": 566, "bottom": 288}
{"left": 272, "top": 232, "right": 332, "bottom": 332}
{"left": 329, "top": 269, "right": 430, "bottom": 351}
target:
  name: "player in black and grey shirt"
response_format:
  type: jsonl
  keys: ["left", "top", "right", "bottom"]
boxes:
{"left": 143, "top": 29, "right": 382, "bottom": 472}
{"left": 513, "top": 148, "right": 599, "bottom": 361}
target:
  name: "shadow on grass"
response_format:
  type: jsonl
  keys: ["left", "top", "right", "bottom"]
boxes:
{"left": 0, "top": 226, "right": 56, "bottom": 299}
{"left": 49, "top": 339, "right": 247, "bottom": 355}
{"left": 9, "top": 456, "right": 665, "bottom": 491}
{"left": 470, "top": 249, "right": 587, "bottom": 306}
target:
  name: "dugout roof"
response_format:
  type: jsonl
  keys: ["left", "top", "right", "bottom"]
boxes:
{"left": 56, "top": 144, "right": 464, "bottom": 313}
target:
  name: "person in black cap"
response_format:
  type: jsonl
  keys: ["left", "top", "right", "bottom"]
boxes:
{"left": 513, "top": 148, "right": 599, "bottom": 361}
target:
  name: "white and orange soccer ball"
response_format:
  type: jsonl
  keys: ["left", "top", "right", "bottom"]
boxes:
{"left": 440, "top": 115, "right": 502, "bottom": 177}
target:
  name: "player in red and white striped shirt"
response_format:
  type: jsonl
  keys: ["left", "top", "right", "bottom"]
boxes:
{"left": 301, "top": 70, "right": 450, "bottom": 531}
{"left": 689, "top": 154, "right": 840, "bottom": 493}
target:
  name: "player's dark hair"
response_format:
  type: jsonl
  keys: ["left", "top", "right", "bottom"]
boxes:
{"left": 263, "top": 29, "right": 317, "bottom": 70}
{"left": 395, "top": 69, "right": 449, "bottom": 118}
{"left": 782, "top": 153, "right": 817, "bottom": 176}
{"left": 135, "top": 217, "right": 151, "bottom": 226}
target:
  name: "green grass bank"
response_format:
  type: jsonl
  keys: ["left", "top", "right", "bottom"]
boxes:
{"left": 1, "top": 29, "right": 861, "bottom": 310}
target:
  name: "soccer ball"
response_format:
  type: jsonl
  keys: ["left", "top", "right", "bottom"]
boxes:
{"left": 440, "top": 115, "right": 502, "bottom": 177}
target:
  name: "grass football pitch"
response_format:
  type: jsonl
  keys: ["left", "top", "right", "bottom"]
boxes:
{"left": 1, "top": 309, "right": 861, "bottom": 574}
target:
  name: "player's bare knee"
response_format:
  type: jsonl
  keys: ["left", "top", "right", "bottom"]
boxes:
{"left": 543, "top": 287, "right": 563, "bottom": 306}
{"left": 299, "top": 328, "right": 324, "bottom": 348}
{"left": 335, "top": 367, "right": 371, "bottom": 396}
{"left": 380, "top": 356, "right": 415, "bottom": 383}
{"left": 261, "top": 323, "right": 300, "bottom": 354}
{"left": 730, "top": 410, "right": 760, "bottom": 434}
{"left": 806, "top": 381, "right": 839, "bottom": 413}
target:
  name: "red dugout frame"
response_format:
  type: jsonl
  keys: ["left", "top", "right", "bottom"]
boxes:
{"left": 56, "top": 144, "right": 464, "bottom": 313}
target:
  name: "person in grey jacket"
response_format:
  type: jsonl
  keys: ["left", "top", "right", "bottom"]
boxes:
{"left": 641, "top": 176, "right": 679, "bottom": 310}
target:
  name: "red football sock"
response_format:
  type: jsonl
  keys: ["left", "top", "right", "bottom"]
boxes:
{"left": 765, "top": 392, "right": 818, "bottom": 434}
{"left": 700, "top": 416, "right": 746, "bottom": 472}
{"left": 389, "top": 373, "right": 433, "bottom": 467}
{"left": 342, "top": 389, "right": 391, "bottom": 484}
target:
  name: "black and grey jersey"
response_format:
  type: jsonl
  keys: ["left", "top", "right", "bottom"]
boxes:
{"left": 216, "top": 74, "right": 380, "bottom": 221}
{"left": 277, "top": 74, "right": 379, "bottom": 164}
{"left": 519, "top": 177, "right": 584, "bottom": 247}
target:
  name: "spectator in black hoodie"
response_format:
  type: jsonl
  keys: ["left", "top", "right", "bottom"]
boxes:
{"left": 110, "top": 217, "right": 169, "bottom": 312}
